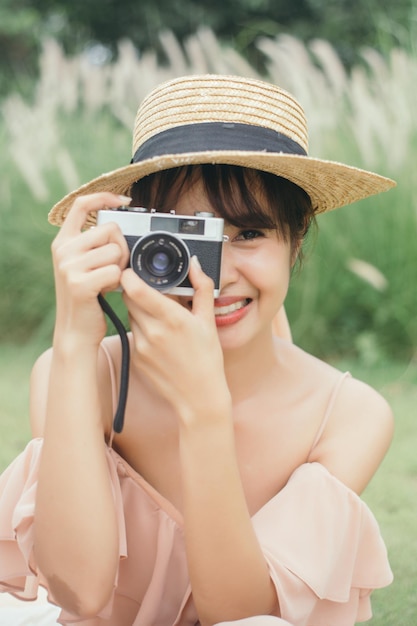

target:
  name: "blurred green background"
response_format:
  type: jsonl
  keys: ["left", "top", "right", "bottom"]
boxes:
{"left": 0, "top": 2, "right": 416, "bottom": 623}
{"left": 1, "top": 0, "right": 416, "bottom": 360}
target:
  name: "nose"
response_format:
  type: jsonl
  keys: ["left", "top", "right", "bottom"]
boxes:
{"left": 219, "top": 239, "right": 239, "bottom": 290}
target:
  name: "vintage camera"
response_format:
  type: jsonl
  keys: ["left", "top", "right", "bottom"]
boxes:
{"left": 97, "top": 207, "right": 224, "bottom": 296}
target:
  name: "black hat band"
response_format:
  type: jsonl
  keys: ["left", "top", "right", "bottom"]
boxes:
{"left": 131, "top": 121, "right": 307, "bottom": 164}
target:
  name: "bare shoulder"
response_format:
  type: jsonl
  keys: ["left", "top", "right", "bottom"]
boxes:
{"left": 308, "top": 371, "right": 394, "bottom": 494}
{"left": 274, "top": 341, "right": 394, "bottom": 493}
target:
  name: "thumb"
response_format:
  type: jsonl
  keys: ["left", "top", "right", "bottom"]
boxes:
{"left": 189, "top": 256, "right": 215, "bottom": 320}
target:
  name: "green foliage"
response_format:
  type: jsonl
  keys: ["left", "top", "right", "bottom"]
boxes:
{"left": 0, "top": 0, "right": 416, "bottom": 96}
{"left": 0, "top": 108, "right": 131, "bottom": 345}
{"left": 24, "top": 0, "right": 417, "bottom": 60}
{"left": 0, "top": 1, "right": 43, "bottom": 94}
{"left": 304, "top": 0, "right": 415, "bottom": 61}
{"left": 287, "top": 187, "right": 415, "bottom": 362}
{"left": 347, "top": 359, "right": 417, "bottom": 623}
{"left": 0, "top": 344, "right": 33, "bottom": 469}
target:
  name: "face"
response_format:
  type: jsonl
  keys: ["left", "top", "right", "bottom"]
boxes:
{"left": 172, "top": 179, "right": 294, "bottom": 352}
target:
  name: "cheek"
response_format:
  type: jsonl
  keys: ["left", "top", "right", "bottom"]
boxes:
{"left": 249, "top": 246, "right": 292, "bottom": 289}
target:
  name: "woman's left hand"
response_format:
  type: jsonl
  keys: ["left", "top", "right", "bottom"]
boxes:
{"left": 120, "top": 256, "right": 231, "bottom": 425}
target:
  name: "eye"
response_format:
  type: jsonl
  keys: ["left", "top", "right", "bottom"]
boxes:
{"left": 235, "top": 229, "right": 265, "bottom": 241}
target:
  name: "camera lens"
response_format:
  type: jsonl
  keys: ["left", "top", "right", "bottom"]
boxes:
{"left": 130, "top": 232, "right": 190, "bottom": 291}
{"left": 148, "top": 250, "right": 172, "bottom": 275}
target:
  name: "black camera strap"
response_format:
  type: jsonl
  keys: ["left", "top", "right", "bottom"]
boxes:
{"left": 97, "top": 294, "right": 130, "bottom": 433}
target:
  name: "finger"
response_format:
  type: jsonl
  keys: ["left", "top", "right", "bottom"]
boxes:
{"left": 52, "top": 221, "right": 130, "bottom": 282}
{"left": 89, "top": 265, "right": 125, "bottom": 294}
{"left": 188, "top": 256, "right": 215, "bottom": 320}
{"left": 58, "top": 192, "right": 132, "bottom": 237}
{"left": 80, "top": 222, "right": 130, "bottom": 268}
{"left": 121, "top": 269, "right": 180, "bottom": 318}
{"left": 121, "top": 268, "right": 166, "bottom": 312}
{"left": 83, "top": 241, "right": 127, "bottom": 272}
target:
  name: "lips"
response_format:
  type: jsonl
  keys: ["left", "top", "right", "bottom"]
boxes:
{"left": 213, "top": 297, "right": 252, "bottom": 327}
{"left": 181, "top": 295, "right": 252, "bottom": 326}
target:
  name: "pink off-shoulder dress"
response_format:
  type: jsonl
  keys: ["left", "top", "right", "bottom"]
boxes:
{"left": 0, "top": 371, "right": 393, "bottom": 626}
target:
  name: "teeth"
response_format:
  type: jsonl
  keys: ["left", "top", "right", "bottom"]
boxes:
{"left": 214, "top": 299, "right": 249, "bottom": 316}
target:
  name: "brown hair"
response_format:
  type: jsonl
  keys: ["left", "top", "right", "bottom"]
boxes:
{"left": 130, "top": 164, "right": 315, "bottom": 254}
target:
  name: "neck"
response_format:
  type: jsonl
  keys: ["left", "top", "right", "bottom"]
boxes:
{"left": 222, "top": 329, "right": 278, "bottom": 403}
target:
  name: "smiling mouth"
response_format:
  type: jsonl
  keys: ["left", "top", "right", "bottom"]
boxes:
{"left": 214, "top": 298, "right": 251, "bottom": 316}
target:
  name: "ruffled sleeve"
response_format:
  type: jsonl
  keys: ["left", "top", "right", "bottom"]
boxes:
{"left": 0, "top": 438, "right": 128, "bottom": 624}
{"left": 252, "top": 462, "right": 393, "bottom": 626}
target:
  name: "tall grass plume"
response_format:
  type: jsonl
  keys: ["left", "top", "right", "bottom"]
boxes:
{"left": 0, "top": 30, "right": 414, "bottom": 361}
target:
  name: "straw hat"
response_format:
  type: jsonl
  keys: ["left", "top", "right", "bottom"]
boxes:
{"left": 48, "top": 74, "right": 396, "bottom": 226}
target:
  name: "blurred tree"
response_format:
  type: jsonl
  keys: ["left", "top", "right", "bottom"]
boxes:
{"left": 303, "top": 0, "right": 415, "bottom": 64}
{"left": 0, "top": 0, "right": 43, "bottom": 93}
{"left": 26, "top": 0, "right": 415, "bottom": 57}
{"left": 0, "top": 0, "right": 414, "bottom": 94}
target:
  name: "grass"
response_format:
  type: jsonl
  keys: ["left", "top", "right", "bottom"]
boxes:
{"left": 333, "top": 357, "right": 417, "bottom": 624}
{"left": 0, "top": 343, "right": 36, "bottom": 469}
{"left": 0, "top": 341, "right": 416, "bottom": 624}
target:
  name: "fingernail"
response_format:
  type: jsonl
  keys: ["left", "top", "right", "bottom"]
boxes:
{"left": 118, "top": 195, "right": 132, "bottom": 204}
{"left": 191, "top": 255, "right": 201, "bottom": 269}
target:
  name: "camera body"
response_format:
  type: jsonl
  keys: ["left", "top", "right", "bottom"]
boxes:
{"left": 97, "top": 207, "right": 224, "bottom": 296}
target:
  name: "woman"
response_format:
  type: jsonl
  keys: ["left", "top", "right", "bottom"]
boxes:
{"left": 0, "top": 74, "right": 395, "bottom": 626}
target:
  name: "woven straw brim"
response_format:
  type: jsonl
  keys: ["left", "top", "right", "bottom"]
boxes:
{"left": 48, "top": 150, "right": 396, "bottom": 227}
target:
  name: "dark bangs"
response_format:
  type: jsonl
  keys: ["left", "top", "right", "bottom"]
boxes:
{"left": 130, "top": 164, "right": 314, "bottom": 247}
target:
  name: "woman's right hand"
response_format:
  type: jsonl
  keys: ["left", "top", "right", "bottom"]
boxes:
{"left": 51, "top": 192, "right": 130, "bottom": 347}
